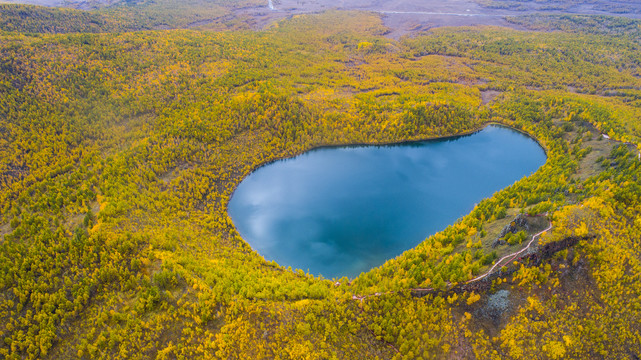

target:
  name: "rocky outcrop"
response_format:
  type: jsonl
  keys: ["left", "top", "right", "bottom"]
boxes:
{"left": 412, "top": 235, "right": 593, "bottom": 298}
{"left": 492, "top": 213, "right": 529, "bottom": 248}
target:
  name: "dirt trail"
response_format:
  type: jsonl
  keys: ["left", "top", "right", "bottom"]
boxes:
{"left": 352, "top": 217, "right": 552, "bottom": 302}
{"left": 468, "top": 220, "right": 551, "bottom": 283}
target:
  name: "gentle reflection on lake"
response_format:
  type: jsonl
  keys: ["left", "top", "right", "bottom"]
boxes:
{"left": 228, "top": 125, "right": 546, "bottom": 279}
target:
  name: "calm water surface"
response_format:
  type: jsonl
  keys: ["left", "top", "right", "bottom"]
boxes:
{"left": 228, "top": 125, "right": 546, "bottom": 279}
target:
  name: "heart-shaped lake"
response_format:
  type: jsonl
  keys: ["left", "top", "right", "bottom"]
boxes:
{"left": 228, "top": 125, "right": 546, "bottom": 279}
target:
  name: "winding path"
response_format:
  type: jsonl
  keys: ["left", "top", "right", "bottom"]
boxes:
{"left": 352, "top": 216, "right": 552, "bottom": 301}
{"left": 468, "top": 219, "right": 552, "bottom": 283}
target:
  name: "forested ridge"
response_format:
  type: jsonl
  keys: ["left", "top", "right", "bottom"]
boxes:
{"left": 0, "top": 0, "right": 263, "bottom": 33}
{"left": 0, "top": 7, "right": 641, "bottom": 359}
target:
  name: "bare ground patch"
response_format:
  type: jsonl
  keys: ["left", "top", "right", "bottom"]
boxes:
{"left": 480, "top": 89, "right": 501, "bottom": 105}
{"left": 229, "top": 0, "right": 641, "bottom": 39}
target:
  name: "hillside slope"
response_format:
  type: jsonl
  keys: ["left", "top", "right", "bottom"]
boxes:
{"left": 0, "top": 10, "right": 640, "bottom": 360}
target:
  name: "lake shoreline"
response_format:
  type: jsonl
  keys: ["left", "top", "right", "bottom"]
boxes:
{"left": 228, "top": 123, "right": 547, "bottom": 278}
{"left": 227, "top": 121, "right": 549, "bottom": 207}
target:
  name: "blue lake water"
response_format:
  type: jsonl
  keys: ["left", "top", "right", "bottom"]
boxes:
{"left": 228, "top": 125, "right": 546, "bottom": 279}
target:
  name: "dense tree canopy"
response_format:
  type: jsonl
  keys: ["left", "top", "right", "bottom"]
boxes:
{"left": 0, "top": 7, "right": 640, "bottom": 360}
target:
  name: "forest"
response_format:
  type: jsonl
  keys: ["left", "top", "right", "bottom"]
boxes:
{"left": 0, "top": 3, "right": 641, "bottom": 360}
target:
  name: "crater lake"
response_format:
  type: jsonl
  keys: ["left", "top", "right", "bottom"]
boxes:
{"left": 228, "top": 125, "right": 546, "bottom": 279}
